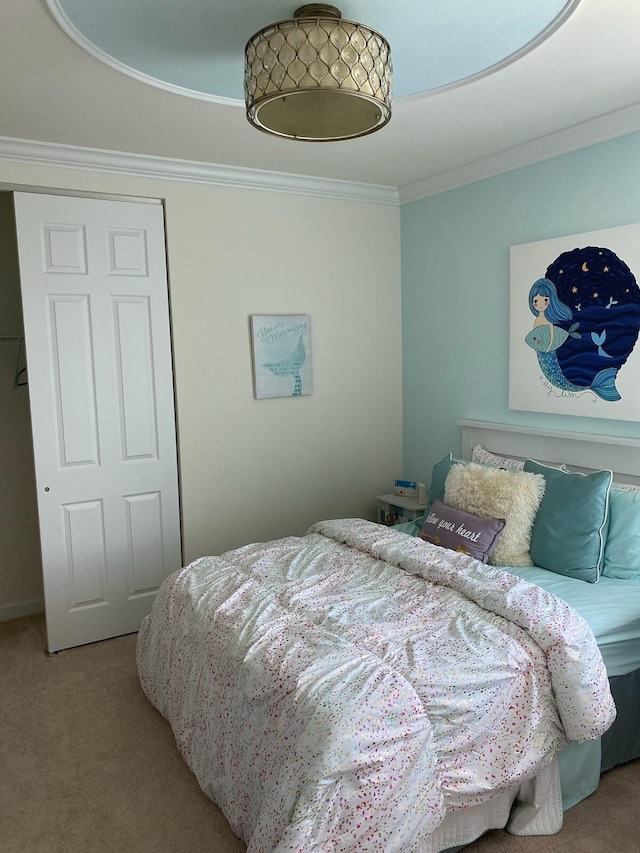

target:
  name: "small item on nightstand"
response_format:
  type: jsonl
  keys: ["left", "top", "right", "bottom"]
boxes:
{"left": 394, "top": 479, "right": 417, "bottom": 497}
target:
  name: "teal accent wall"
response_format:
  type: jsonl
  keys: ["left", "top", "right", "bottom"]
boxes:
{"left": 401, "top": 131, "right": 640, "bottom": 488}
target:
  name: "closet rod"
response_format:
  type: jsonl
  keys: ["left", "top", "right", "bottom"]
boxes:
{"left": 0, "top": 336, "right": 25, "bottom": 345}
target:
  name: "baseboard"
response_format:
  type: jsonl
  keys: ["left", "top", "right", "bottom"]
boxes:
{"left": 0, "top": 598, "right": 45, "bottom": 622}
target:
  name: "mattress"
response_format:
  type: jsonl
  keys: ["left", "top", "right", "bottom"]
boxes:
{"left": 393, "top": 517, "right": 640, "bottom": 814}
{"left": 497, "top": 567, "right": 640, "bottom": 677}
{"left": 393, "top": 519, "right": 640, "bottom": 678}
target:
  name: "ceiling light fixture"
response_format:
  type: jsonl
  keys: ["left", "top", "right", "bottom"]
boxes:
{"left": 244, "top": 4, "right": 392, "bottom": 142}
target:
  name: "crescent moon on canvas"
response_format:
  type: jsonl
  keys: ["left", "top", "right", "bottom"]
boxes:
{"left": 582, "top": 261, "right": 589, "bottom": 271}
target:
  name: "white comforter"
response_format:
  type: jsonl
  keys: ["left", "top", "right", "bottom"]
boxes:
{"left": 137, "top": 519, "right": 615, "bottom": 853}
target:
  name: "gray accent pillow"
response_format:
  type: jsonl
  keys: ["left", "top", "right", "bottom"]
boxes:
{"left": 419, "top": 500, "right": 505, "bottom": 563}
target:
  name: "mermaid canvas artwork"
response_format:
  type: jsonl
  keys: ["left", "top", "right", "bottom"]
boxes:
{"left": 251, "top": 314, "right": 313, "bottom": 399}
{"left": 510, "top": 225, "right": 640, "bottom": 420}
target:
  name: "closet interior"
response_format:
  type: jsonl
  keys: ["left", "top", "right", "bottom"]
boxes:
{"left": 0, "top": 191, "right": 43, "bottom": 620}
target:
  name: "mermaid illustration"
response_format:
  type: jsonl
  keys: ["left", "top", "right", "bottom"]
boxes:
{"left": 521, "top": 246, "right": 640, "bottom": 407}
{"left": 528, "top": 278, "right": 573, "bottom": 351}
{"left": 525, "top": 323, "right": 619, "bottom": 400}
{"left": 525, "top": 276, "right": 620, "bottom": 401}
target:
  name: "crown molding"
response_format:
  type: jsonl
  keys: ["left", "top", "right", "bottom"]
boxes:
{"left": 399, "top": 99, "right": 640, "bottom": 205}
{"left": 0, "top": 137, "right": 400, "bottom": 206}
{"left": 3, "top": 94, "right": 640, "bottom": 210}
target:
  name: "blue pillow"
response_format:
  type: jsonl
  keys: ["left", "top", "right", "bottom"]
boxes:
{"left": 428, "top": 453, "right": 466, "bottom": 507}
{"left": 523, "top": 460, "right": 612, "bottom": 583}
{"left": 602, "top": 487, "right": 640, "bottom": 580}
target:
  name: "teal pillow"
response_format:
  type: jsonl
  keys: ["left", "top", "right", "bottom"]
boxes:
{"left": 393, "top": 518, "right": 423, "bottom": 537}
{"left": 428, "top": 453, "right": 466, "bottom": 506}
{"left": 523, "top": 460, "right": 612, "bottom": 583}
{"left": 602, "top": 487, "right": 640, "bottom": 580}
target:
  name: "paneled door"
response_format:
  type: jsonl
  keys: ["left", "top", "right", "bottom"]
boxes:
{"left": 13, "top": 192, "right": 182, "bottom": 652}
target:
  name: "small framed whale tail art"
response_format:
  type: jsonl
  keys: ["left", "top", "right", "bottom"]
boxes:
{"left": 251, "top": 314, "right": 313, "bottom": 399}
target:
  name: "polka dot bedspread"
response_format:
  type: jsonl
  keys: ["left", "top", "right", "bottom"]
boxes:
{"left": 136, "top": 519, "right": 615, "bottom": 853}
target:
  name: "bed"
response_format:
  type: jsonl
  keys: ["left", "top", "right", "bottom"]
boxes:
{"left": 136, "top": 421, "right": 640, "bottom": 852}
{"left": 456, "top": 421, "right": 640, "bottom": 816}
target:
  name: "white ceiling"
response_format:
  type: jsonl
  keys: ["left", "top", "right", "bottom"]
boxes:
{"left": 2, "top": 0, "right": 640, "bottom": 202}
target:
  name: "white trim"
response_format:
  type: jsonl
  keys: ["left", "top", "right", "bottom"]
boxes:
{"left": 458, "top": 419, "right": 640, "bottom": 486}
{"left": 3, "top": 90, "right": 640, "bottom": 207}
{"left": 399, "top": 100, "right": 640, "bottom": 204}
{"left": 0, "top": 137, "right": 400, "bottom": 206}
{"left": 0, "top": 597, "right": 45, "bottom": 622}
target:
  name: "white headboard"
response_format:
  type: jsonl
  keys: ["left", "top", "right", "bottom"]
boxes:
{"left": 459, "top": 420, "right": 640, "bottom": 487}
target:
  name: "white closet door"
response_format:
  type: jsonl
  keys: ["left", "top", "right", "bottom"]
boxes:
{"left": 14, "top": 192, "right": 182, "bottom": 652}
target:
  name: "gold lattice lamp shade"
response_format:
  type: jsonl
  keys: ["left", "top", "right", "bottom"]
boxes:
{"left": 244, "top": 4, "right": 392, "bottom": 141}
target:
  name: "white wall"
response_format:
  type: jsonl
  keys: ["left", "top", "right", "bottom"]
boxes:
{"left": 0, "top": 159, "right": 402, "bottom": 615}
{"left": 0, "top": 192, "right": 43, "bottom": 617}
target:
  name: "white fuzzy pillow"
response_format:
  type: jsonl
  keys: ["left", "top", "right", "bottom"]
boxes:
{"left": 444, "top": 462, "right": 546, "bottom": 567}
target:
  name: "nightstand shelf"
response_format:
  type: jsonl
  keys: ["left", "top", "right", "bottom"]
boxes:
{"left": 377, "top": 493, "right": 427, "bottom": 526}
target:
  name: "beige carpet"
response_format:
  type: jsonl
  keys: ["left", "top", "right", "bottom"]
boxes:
{"left": 1, "top": 614, "right": 638, "bottom": 853}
